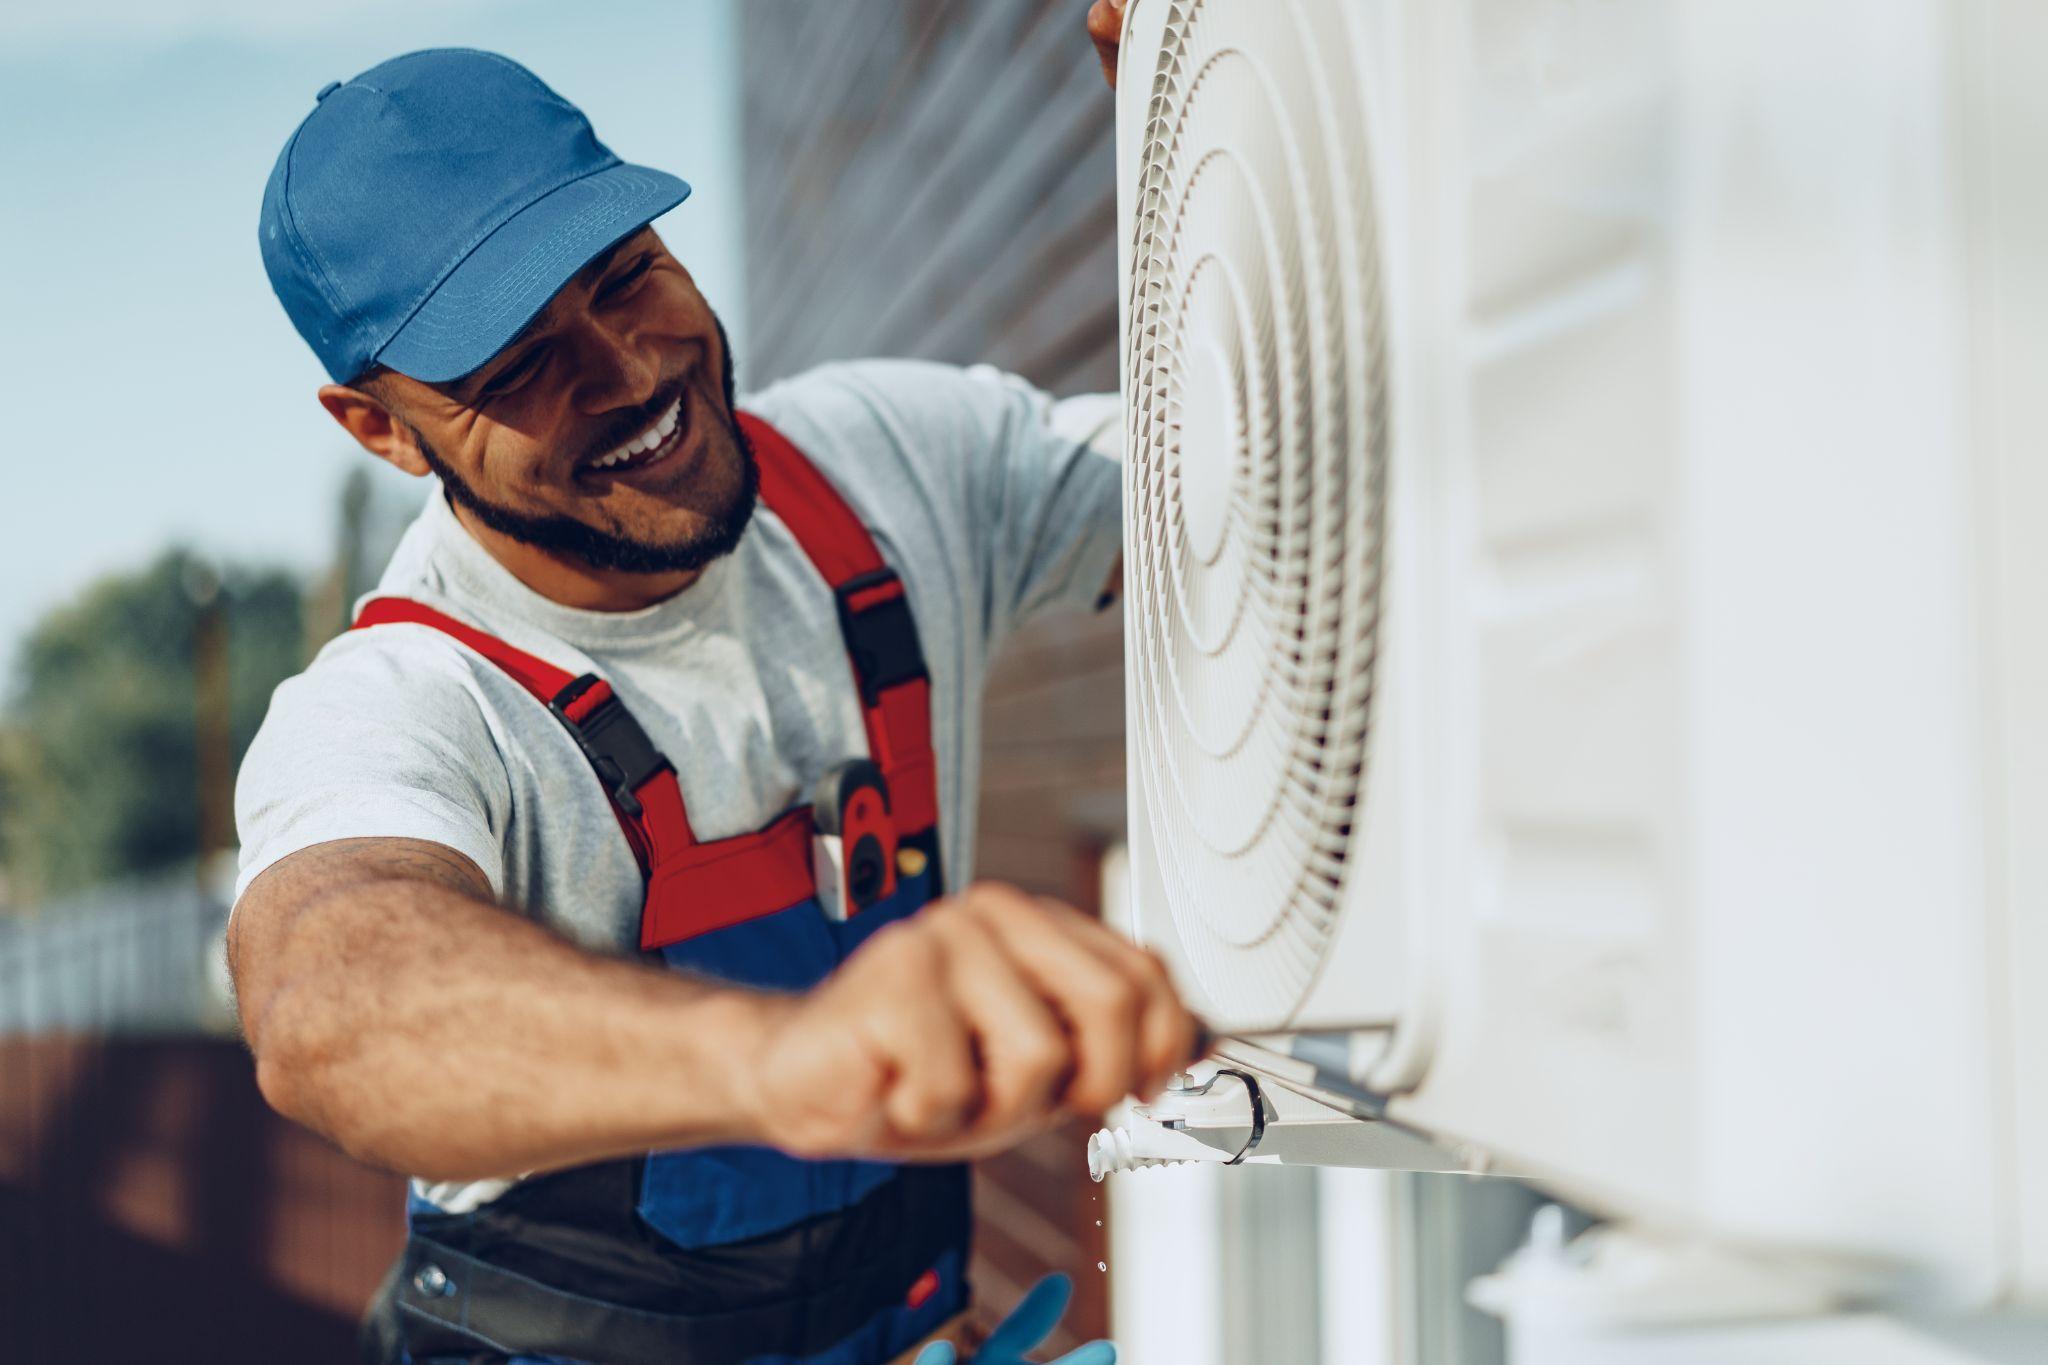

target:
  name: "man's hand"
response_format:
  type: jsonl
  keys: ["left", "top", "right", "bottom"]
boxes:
{"left": 1088, "top": 0, "right": 1126, "bottom": 90}
{"left": 736, "top": 883, "right": 1199, "bottom": 1162}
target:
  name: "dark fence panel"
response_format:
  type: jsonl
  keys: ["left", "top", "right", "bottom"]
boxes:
{"left": 0, "top": 1035, "right": 403, "bottom": 1363}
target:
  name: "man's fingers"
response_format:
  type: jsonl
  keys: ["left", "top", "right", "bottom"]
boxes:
{"left": 785, "top": 881, "right": 1201, "bottom": 1161}
{"left": 1087, "top": 0, "right": 1121, "bottom": 89}
{"left": 931, "top": 911, "right": 1074, "bottom": 1133}
{"left": 747, "top": 993, "right": 894, "bottom": 1158}
{"left": 856, "top": 929, "right": 980, "bottom": 1140}
{"left": 1078, "top": 927, "right": 1202, "bottom": 1093}
{"left": 973, "top": 888, "right": 1201, "bottom": 1108}
{"left": 958, "top": 887, "right": 1149, "bottom": 1114}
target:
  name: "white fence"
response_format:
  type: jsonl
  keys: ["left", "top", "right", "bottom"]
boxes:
{"left": 0, "top": 867, "right": 234, "bottom": 1035}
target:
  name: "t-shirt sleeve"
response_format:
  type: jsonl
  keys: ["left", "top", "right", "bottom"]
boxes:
{"left": 770, "top": 359, "right": 1123, "bottom": 652}
{"left": 231, "top": 630, "right": 513, "bottom": 915}
{"left": 954, "top": 363, "right": 1123, "bottom": 638}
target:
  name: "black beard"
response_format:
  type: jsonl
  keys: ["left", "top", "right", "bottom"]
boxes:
{"left": 415, "top": 313, "right": 758, "bottom": 575}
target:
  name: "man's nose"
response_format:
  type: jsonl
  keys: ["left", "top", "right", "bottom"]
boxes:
{"left": 568, "top": 321, "right": 662, "bottom": 414}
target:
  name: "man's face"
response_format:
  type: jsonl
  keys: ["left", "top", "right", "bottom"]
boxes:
{"left": 375, "top": 227, "right": 755, "bottom": 575}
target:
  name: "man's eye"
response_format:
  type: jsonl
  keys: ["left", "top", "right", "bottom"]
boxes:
{"left": 484, "top": 349, "right": 544, "bottom": 396}
{"left": 600, "top": 255, "right": 654, "bottom": 299}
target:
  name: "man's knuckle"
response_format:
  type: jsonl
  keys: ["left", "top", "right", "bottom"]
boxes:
{"left": 1013, "top": 1036, "right": 1069, "bottom": 1087}
{"left": 1078, "top": 970, "right": 1140, "bottom": 1020}
{"left": 940, "top": 1084, "right": 977, "bottom": 1125}
{"left": 1069, "top": 1076, "right": 1125, "bottom": 1113}
{"left": 869, "top": 922, "right": 936, "bottom": 972}
{"left": 904, "top": 1089, "right": 966, "bottom": 1138}
{"left": 1133, "top": 949, "right": 1174, "bottom": 986}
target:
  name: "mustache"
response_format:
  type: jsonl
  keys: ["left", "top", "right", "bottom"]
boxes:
{"left": 570, "top": 369, "right": 694, "bottom": 467}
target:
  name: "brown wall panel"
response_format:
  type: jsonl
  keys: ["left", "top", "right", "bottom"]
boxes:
{"left": 743, "top": 0, "right": 1118, "bottom": 397}
{"left": 743, "top": 1, "right": 1127, "bottom": 1342}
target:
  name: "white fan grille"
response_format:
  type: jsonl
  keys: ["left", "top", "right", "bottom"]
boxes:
{"left": 1125, "top": 0, "right": 1389, "bottom": 1023}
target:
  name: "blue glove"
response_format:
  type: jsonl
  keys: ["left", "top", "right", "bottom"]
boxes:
{"left": 914, "top": 1273, "right": 1115, "bottom": 1365}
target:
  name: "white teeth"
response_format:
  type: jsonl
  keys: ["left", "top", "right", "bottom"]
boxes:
{"left": 586, "top": 397, "right": 682, "bottom": 473}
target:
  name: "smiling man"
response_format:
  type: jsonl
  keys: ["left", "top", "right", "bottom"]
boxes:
{"left": 231, "top": 32, "right": 1173, "bottom": 1365}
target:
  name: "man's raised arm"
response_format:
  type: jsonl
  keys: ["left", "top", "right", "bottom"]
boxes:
{"left": 228, "top": 836, "right": 771, "bottom": 1181}
{"left": 229, "top": 837, "right": 1198, "bottom": 1182}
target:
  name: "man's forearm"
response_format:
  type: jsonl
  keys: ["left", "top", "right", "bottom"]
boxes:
{"left": 235, "top": 837, "right": 1200, "bottom": 1178}
{"left": 242, "top": 858, "right": 776, "bottom": 1182}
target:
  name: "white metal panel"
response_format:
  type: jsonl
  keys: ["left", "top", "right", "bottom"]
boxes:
{"left": 1388, "top": 0, "right": 1696, "bottom": 1222}
{"left": 1674, "top": 0, "right": 1999, "bottom": 1299}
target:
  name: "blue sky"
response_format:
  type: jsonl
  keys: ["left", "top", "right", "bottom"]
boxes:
{"left": 0, "top": 0, "right": 743, "bottom": 676}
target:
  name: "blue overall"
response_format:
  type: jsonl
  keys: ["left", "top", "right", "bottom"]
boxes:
{"left": 357, "top": 413, "right": 971, "bottom": 1365}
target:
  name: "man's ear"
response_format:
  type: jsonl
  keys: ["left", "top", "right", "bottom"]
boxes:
{"left": 317, "top": 383, "right": 431, "bottom": 477}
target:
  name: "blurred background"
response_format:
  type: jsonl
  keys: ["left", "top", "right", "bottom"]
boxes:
{"left": 0, "top": 3, "right": 744, "bottom": 1358}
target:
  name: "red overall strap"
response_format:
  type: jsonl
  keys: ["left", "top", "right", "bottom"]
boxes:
{"left": 742, "top": 411, "right": 939, "bottom": 835}
{"left": 352, "top": 597, "right": 698, "bottom": 880}
{"left": 353, "top": 599, "right": 809, "bottom": 947}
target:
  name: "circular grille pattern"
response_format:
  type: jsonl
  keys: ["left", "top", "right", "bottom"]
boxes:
{"left": 1124, "top": 0, "right": 1390, "bottom": 1024}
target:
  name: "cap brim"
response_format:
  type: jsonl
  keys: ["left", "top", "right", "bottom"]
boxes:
{"left": 374, "top": 161, "right": 691, "bottom": 384}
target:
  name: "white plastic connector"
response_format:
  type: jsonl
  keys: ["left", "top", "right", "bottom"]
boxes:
{"left": 1087, "top": 1122, "right": 1227, "bottom": 1180}
{"left": 1088, "top": 1064, "right": 1266, "bottom": 1180}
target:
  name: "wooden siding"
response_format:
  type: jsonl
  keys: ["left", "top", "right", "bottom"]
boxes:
{"left": 742, "top": 0, "right": 1119, "bottom": 397}
{"left": 742, "top": 1, "right": 1126, "bottom": 1349}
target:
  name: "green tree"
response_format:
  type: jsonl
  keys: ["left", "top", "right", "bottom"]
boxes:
{"left": 0, "top": 549, "right": 304, "bottom": 906}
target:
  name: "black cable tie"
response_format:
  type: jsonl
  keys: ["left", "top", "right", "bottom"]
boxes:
{"left": 1213, "top": 1067, "right": 1267, "bottom": 1165}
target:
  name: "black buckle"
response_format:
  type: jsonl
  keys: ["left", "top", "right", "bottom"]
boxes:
{"left": 834, "top": 569, "right": 928, "bottom": 705}
{"left": 548, "top": 674, "right": 670, "bottom": 819}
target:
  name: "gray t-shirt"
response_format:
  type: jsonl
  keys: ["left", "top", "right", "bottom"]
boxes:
{"left": 232, "top": 359, "right": 1119, "bottom": 1210}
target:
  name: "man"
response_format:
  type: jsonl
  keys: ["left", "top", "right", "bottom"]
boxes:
{"left": 229, "top": 8, "right": 1173, "bottom": 1365}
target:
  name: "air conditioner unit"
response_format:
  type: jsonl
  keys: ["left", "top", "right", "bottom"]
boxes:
{"left": 1116, "top": 0, "right": 2046, "bottom": 1310}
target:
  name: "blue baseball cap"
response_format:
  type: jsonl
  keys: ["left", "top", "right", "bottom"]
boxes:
{"left": 259, "top": 48, "right": 691, "bottom": 385}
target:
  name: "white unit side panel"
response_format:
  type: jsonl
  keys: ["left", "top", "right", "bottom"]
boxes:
{"left": 1675, "top": 0, "right": 1998, "bottom": 1297}
{"left": 1388, "top": 0, "right": 1695, "bottom": 1220}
